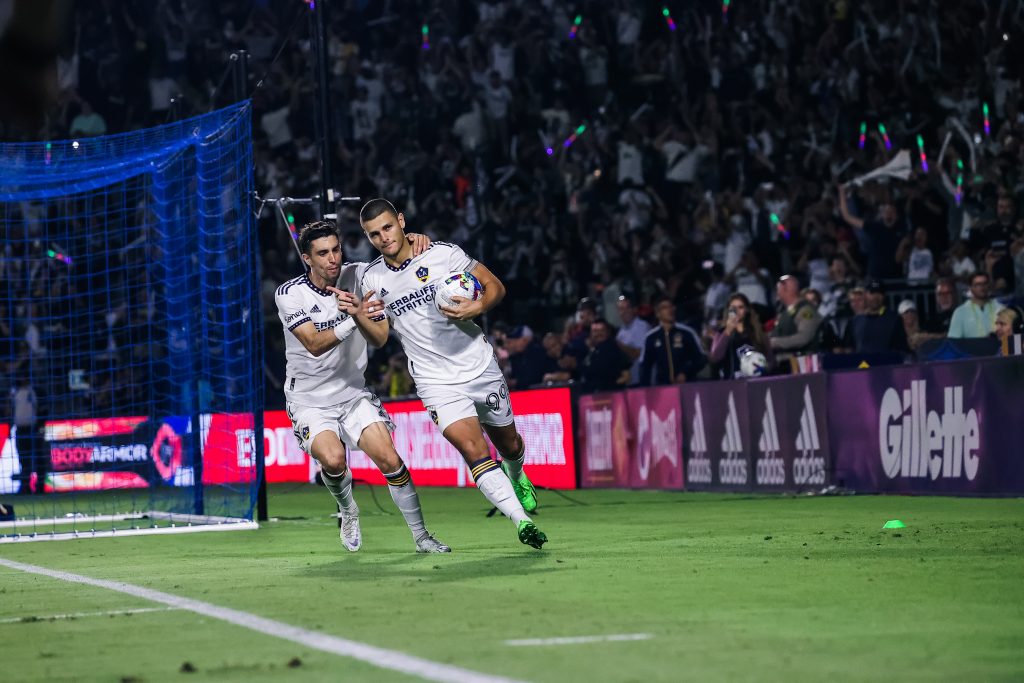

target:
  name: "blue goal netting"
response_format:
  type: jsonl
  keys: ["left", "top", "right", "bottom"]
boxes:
{"left": 0, "top": 102, "right": 263, "bottom": 540}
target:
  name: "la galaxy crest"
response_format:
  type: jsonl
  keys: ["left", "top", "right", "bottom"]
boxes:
{"left": 301, "top": 425, "right": 310, "bottom": 441}
{"left": 416, "top": 266, "right": 429, "bottom": 283}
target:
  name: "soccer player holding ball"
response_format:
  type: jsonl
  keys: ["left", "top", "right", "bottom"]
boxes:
{"left": 275, "top": 220, "right": 449, "bottom": 553}
{"left": 341, "top": 198, "right": 547, "bottom": 550}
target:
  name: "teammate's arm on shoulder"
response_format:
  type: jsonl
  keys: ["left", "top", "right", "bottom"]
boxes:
{"left": 469, "top": 262, "right": 506, "bottom": 311}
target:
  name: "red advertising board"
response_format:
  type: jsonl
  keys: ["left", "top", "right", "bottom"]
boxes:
{"left": 343, "top": 387, "right": 577, "bottom": 489}
{"left": 16, "top": 387, "right": 577, "bottom": 491}
{"left": 578, "top": 392, "right": 631, "bottom": 488}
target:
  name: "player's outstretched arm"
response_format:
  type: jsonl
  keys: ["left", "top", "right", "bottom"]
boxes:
{"left": 438, "top": 262, "right": 506, "bottom": 321}
{"left": 330, "top": 287, "right": 390, "bottom": 347}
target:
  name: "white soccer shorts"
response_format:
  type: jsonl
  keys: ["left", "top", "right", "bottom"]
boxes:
{"left": 286, "top": 390, "right": 395, "bottom": 454}
{"left": 417, "top": 359, "right": 515, "bottom": 433}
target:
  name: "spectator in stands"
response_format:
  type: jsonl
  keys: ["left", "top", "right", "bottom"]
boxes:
{"left": 11, "top": 373, "right": 43, "bottom": 495}
{"left": 818, "top": 256, "right": 855, "bottom": 319}
{"left": 709, "top": 293, "right": 771, "bottom": 379}
{"left": 946, "top": 240, "right": 977, "bottom": 286}
{"left": 851, "top": 281, "right": 909, "bottom": 355}
{"left": 578, "top": 319, "right": 631, "bottom": 392}
{"left": 802, "top": 288, "right": 822, "bottom": 311}
{"left": 769, "top": 275, "right": 821, "bottom": 366}
{"left": 984, "top": 244, "right": 1015, "bottom": 296}
{"left": 898, "top": 300, "right": 940, "bottom": 353}
{"left": 948, "top": 272, "right": 1004, "bottom": 339}
{"left": 563, "top": 297, "right": 598, "bottom": 368}
{"left": 638, "top": 297, "right": 706, "bottom": 386}
{"left": 970, "top": 194, "right": 1018, "bottom": 257}
{"left": 505, "top": 325, "right": 548, "bottom": 390}
{"left": 992, "top": 306, "right": 1023, "bottom": 353}
{"left": 614, "top": 296, "right": 650, "bottom": 386}
{"left": 540, "top": 332, "right": 574, "bottom": 385}
{"left": 924, "top": 277, "right": 959, "bottom": 335}
{"left": 728, "top": 249, "right": 771, "bottom": 310}
{"left": 899, "top": 227, "right": 935, "bottom": 284}
{"left": 69, "top": 98, "right": 106, "bottom": 137}
{"left": 838, "top": 187, "right": 904, "bottom": 280}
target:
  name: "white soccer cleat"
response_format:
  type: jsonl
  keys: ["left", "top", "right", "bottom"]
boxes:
{"left": 339, "top": 506, "right": 361, "bottom": 552}
{"left": 415, "top": 534, "right": 451, "bottom": 553}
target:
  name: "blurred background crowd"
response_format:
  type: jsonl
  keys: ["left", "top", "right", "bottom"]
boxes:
{"left": 2, "top": 0, "right": 1024, "bottom": 411}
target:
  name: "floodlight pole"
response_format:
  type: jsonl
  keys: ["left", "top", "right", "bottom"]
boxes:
{"left": 310, "top": 0, "right": 334, "bottom": 218}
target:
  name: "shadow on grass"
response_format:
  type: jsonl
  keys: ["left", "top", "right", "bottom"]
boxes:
{"left": 300, "top": 550, "right": 556, "bottom": 584}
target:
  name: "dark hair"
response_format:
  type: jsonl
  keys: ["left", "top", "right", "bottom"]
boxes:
{"left": 298, "top": 220, "right": 339, "bottom": 255}
{"left": 359, "top": 198, "right": 399, "bottom": 225}
{"left": 722, "top": 292, "right": 768, "bottom": 350}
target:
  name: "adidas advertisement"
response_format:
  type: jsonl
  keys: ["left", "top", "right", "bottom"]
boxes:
{"left": 680, "top": 380, "right": 751, "bottom": 491}
{"left": 746, "top": 374, "right": 830, "bottom": 491}
{"left": 829, "top": 357, "right": 1024, "bottom": 495}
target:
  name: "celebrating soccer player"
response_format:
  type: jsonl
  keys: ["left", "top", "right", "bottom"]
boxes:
{"left": 275, "top": 220, "right": 449, "bottom": 553}
{"left": 343, "top": 198, "right": 547, "bottom": 550}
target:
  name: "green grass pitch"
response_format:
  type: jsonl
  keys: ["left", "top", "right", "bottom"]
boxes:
{"left": 1, "top": 485, "right": 1022, "bottom": 682}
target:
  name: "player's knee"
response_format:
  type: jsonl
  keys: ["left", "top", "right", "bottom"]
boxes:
{"left": 316, "top": 447, "right": 348, "bottom": 476}
{"left": 491, "top": 428, "right": 522, "bottom": 456}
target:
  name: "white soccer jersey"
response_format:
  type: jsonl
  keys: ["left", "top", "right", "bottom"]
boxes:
{"left": 276, "top": 263, "right": 369, "bottom": 407}
{"left": 360, "top": 242, "right": 493, "bottom": 385}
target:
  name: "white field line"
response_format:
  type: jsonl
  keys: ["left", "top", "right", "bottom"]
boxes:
{"left": 504, "top": 634, "right": 652, "bottom": 646}
{"left": 0, "top": 607, "right": 176, "bottom": 624}
{"left": 0, "top": 557, "right": 528, "bottom": 683}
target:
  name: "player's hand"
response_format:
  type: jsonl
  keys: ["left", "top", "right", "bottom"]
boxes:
{"left": 438, "top": 295, "right": 483, "bottom": 321}
{"left": 406, "top": 232, "right": 432, "bottom": 256}
{"left": 357, "top": 290, "right": 387, "bottom": 321}
{"left": 327, "top": 286, "right": 358, "bottom": 314}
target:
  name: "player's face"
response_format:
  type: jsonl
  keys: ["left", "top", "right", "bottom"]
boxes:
{"left": 303, "top": 235, "right": 342, "bottom": 282}
{"left": 362, "top": 211, "right": 407, "bottom": 257}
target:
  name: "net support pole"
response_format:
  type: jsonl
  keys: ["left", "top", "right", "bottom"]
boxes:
{"left": 311, "top": 0, "right": 334, "bottom": 218}
{"left": 232, "top": 49, "right": 267, "bottom": 522}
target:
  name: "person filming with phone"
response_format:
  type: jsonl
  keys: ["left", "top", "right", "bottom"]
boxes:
{"left": 709, "top": 293, "right": 772, "bottom": 378}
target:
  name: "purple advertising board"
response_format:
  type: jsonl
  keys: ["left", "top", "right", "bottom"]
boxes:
{"left": 578, "top": 392, "right": 631, "bottom": 488}
{"left": 680, "top": 380, "right": 751, "bottom": 491}
{"left": 625, "top": 387, "right": 684, "bottom": 490}
{"left": 828, "top": 357, "right": 1024, "bottom": 494}
{"left": 746, "top": 373, "right": 830, "bottom": 492}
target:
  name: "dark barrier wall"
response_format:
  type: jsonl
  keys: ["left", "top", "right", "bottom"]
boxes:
{"left": 828, "top": 356, "right": 1024, "bottom": 494}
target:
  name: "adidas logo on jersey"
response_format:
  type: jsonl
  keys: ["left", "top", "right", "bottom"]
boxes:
{"left": 794, "top": 386, "right": 825, "bottom": 485}
{"left": 719, "top": 392, "right": 748, "bottom": 485}
{"left": 756, "top": 389, "right": 786, "bottom": 486}
{"left": 686, "top": 395, "right": 713, "bottom": 484}
{"left": 310, "top": 304, "right": 321, "bottom": 313}
{"left": 379, "top": 287, "right": 388, "bottom": 296}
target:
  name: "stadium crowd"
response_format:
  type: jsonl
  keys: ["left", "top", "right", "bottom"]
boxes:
{"left": 2, "top": 0, "right": 1024, "bottom": 412}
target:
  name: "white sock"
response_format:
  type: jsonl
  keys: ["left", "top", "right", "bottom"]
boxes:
{"left": 383, "top": 464, "right": 428, "bottom": 541}
{"left": 476, "top": 468, "right": 530, "bottom": 526}
{"left": 501, "top": 441, "right": 526, "bottom": 480}
{"left": 321, "top": 468, "right": 357, "bottom": 513}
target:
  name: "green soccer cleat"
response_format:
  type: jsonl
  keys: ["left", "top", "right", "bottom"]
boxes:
{"left": 517, "top": 520, "right": 548, "bottom": 549}
{"left": 502, "top": 462, "right": 538, "bottom": 513}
